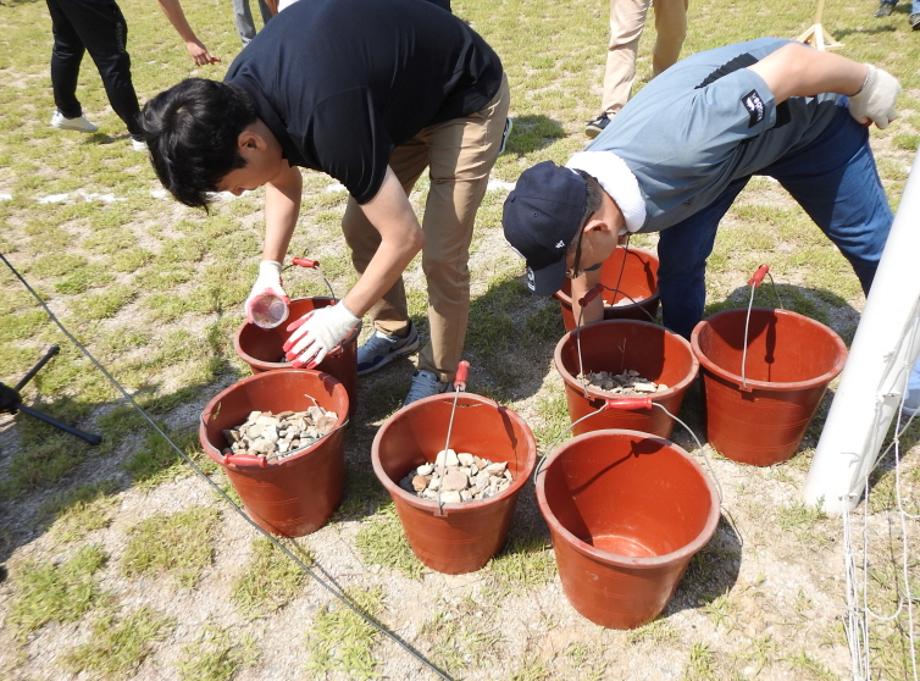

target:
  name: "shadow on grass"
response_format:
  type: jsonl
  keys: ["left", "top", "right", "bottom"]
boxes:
{"left": 503, "top": 114, "right": 565, "bottom": 156}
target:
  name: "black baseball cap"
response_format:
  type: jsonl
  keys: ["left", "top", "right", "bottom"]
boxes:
{"left": 502, "top": 161, "right": 587, "bottom": 295}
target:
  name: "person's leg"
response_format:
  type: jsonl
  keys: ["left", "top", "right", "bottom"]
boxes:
{"left": 765, "top": 105, "right": 892, "bottom": 295}
{"left": 46, "top": 0, "right": 85, "bottom": 119}
{"left": 601, "top": 0, "right": 652, "bottom": 116}
{"left": 651, "top": 0, "right": 688, "bottom": 77}
{"left": 62, "top": 0, "right": 142, "bottom": 137}
{"left": 341, "top": 141, "right": 430, "bottom": 336}
{"left": 416, "top": 75, "right": 510, "bottom": 382}
{"left": 232, "top": 0, "right": 257, "bottom": 45}
{"left": 657, "top": 178, "right": 749, "bottom": 338}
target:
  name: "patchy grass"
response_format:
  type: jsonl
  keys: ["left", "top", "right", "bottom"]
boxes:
{"left": 231, "top": 538, "right": 309, "bottom": 618}
{"left": 419, "top": 597, "right": 504, "bottom": 677}
{"left": 176, "top": 623, "right": 259, "bottom": 681}
{"left": 121, "top": 506, "right": 221, "bottom": 587}
{"left": 62, "top": 606, "right": 174, "bottom": 678}
{"left": 7, "top": 544, "right": 109, "bottom": 639}
{"left": 354, "top": 504, "right": 424, "bottom": 579}
{"left": 123, "top": 425, "right": 216, "bottom": 488}
{"left": 485, "top": 532, "right": 556, "bottom": 596}
{"left": 38, "top": 478, "right": 120, "bottom": 542}
{"left": 306, "top": 586, "right": 385, "bottom": 680}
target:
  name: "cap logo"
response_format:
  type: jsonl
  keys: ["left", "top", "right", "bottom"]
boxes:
{"left": 555, "top": 240, "right": 565, "bottom": 249}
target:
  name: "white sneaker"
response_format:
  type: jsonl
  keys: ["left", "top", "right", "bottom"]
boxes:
{"left": 130, "top": 137, "right": 147, "bottom": 152}
{"left": 50, "top": 110, "right": 98, "bottom": 133}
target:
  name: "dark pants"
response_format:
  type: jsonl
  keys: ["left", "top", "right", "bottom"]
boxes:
{"left": 657, "top": 102, "right": 893, "bottom": 339}
{"left": 46, "top": 0, "right": 142, "bottom": 137}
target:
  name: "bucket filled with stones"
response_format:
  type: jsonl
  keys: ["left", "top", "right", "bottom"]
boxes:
{"left": 233, "top": 297, "right": 359, "bottom": 415}
{"left": 554, "top": 319, "right": 699, "bottom": 438}
{"left": 371, "top": 392, "right": 536, "bottom": 574}
{"left": 199, "top": 369, "right": 349, "bottom": 537}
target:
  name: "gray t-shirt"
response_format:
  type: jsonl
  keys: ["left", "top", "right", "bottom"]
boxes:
{"left": 588, "top": 38, "right": 842, "bottom": 232}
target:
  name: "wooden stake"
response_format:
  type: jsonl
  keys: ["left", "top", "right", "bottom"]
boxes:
{"left": 797, "top": 0, "right": 842, "bottom": 50}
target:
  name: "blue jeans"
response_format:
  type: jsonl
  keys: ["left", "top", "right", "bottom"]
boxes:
{"left": 880, "top": 0, "right": 920, "bottom": 13}
{"left": 657, "top": 103, "right": 893, "bottom": 338}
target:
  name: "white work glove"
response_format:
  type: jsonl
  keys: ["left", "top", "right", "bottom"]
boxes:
{"left": 283, "top": 301, "right": 360, "bottom": 368}
{"left": 848, "top": 64, "right": 901, "bottom": 130}
{"left": 245, "top": 260, "right": 290, "bottom": 327}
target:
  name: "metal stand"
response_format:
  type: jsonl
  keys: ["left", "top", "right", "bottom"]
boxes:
{"left": 0, "top": 345, "right": 101, "bottom": 445}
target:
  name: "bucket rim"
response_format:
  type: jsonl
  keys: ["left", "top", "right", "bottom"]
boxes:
{"left": 233, "top": 296, "right": 360, "bottom": 370}
{"left": 199, "top": 368, "right": 349, "bottom": 469}
{"left": 690, "top": 308, "right": 848, "bottom": 392}
{"left": 370, "top": 391, "right": 537, "bottom": 513}
{"left": 553, "top": 319, "right": 700, "bottom": 400}
{"left": 534, "top": 428, "right": 721, "bottom": 569}
{"left": 552, "top": 245, "right": 659, "bottom": 309}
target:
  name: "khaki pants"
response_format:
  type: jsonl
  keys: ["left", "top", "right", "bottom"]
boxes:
{"left": 341, "top": 75, "right": 510, "bottom": 383}
{"left": 601, "top": 0, "right": 688, "bottom": 115}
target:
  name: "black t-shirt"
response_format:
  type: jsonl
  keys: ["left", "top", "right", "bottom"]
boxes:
{"left": 224, "top": 0, "right": 503, "bottom": 203}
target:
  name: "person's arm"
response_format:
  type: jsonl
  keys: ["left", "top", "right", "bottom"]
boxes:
{"left": 263, "top": 0, "right": 279, "bottom": 14}
{"left": 342, "top": 167, "right": 425, "bottom": 317}
{"left": 262, "top": 164, "right": 303, "bottom": 263}
{"left": 156, "top": 0, "right": 221, "bottom": 66}
{"left": 747, "top": 42, "right": 900, "bottom": 128}
{"left": 569, "top": 268, "right": 604, "bottom": 328}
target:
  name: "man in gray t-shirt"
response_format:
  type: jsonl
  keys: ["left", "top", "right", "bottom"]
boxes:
{"left": 502, "top": 38, "right": 900, "bottom": 338}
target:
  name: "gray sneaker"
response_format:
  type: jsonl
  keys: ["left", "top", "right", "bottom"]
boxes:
{"left": 357, "top": 323, "right": 420, "bottom": 376}
{"left": 403, "top": 369, "right": 450, "bottom": 406}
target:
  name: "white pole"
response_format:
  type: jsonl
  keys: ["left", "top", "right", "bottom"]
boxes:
{"left": 804, "top": 148, "right": 920, "bottom": 514}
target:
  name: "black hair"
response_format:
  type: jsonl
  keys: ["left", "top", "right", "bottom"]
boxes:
{"left": 574, "top": 169, "right": 605, "bottom": 217}
{"left": 140, "top": 79, "right": 257, "bottom": 209}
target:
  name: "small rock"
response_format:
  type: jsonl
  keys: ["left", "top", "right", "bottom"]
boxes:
{"left": 441, "top": 469, "right": 468, "bottom": 492}
{"left": 411, "top": 475, "right": 430, "bottom": 492}
{"left": 457, "top": 452, "right": 475, "bottom": 467}
{"left": 485, "top": 462, "right": 507, "bottom": 475}
{"left": 439, "top": 491, "right": 462, "bottom": 504}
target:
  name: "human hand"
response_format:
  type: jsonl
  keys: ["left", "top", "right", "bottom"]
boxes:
{"left": 848, "top": 64, "right": 900, "bottom": 129}
{"left": 283, "top": 302, "right": 360, "bottom": 368}
{"left": 186, "top": 40, "right": 221, "bottom": 66}
{"left": 245, "top": 260, "right": 290, "bottom": 326}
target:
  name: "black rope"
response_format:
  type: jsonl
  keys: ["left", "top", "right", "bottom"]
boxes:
{"left": 0, "top": 252, "right": 453, "bottom": 681}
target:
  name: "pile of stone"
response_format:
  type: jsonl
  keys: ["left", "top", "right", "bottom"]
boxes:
{"left": 398, "top": 449, "right": 513, "bottom": 503}
{"left": 580, "top": 369, "right": 667, "bottom": 395}
{"left": 223, "top": 407, "right": 338, "bottom": 461}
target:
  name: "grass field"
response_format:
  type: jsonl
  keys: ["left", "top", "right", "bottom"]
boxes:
{"left": 0, "top": 0, "right": 918, "bottom": 679}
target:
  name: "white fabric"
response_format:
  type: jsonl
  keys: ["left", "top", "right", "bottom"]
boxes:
{"left": 566, "top": 150, "right": 646, "bottom": 233}
{"left": 848, "top": 64, "right": 901, "bottom": 130}
{"left": 244, "top": 259, "right": 288, "bottom": 322}
{"left": 286, "top": 301, "right": 360, "bottom": 368}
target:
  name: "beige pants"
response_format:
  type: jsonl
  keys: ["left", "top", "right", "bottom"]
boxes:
{"left": 341, "top": 75, "right": 510, "bottom": 383}
{"left": 601, "top": 0, "right": 688, "bottom": 115}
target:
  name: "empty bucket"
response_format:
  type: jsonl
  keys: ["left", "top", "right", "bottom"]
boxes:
{"left": 234, "top": 297, "right": 359, "bottom": 415}
{"left": 199, "top": 369, "right": 349, "bottom": 537}
{"left": 691, "top": 308, "right": 847, "bottom": 466}
{"left": 554, "top": 246, "right": 659, "bottom": 331}
{"left": 554, "top": 320, "right": 699, "bottom": 438}
{"left": 536, "top": 429, "right": 720, "bottom": 629}
{"left": 371, "top": 392, "right": 536, "bottom": 574}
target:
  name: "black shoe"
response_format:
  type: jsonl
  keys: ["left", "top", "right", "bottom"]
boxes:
{"left": 874, "top": 2, "right": 894, "bottom": 17}
{"left": 911, "top": 12, "right": 920, "bottom": 28}
{"left": 585, "top": 112, "right": 612, "bottom": 138}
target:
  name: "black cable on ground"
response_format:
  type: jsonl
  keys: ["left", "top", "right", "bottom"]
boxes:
{"left": 1, "top": 252, "right": 453, "bottom": 681}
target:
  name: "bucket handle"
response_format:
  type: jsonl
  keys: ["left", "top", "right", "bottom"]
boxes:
{"left": 740, "top": 264, "right": 784, "bottom": 391}
{"left": 287, "top": 256, "right": 339, "bottom": 301}
{"left": 223, "top": 453, "right": 268, "bottom": 468}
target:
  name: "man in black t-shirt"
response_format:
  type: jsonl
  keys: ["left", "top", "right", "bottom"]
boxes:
{"left": 141, "top": 0, "right": 509, "bottom": 405}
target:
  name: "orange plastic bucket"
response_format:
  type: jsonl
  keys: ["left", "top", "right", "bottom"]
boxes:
{"left": 554, "top": 320, "right": 698, "bottom": 438}
{"left": 536, "top": 429, "right": 720, "bottom": 628}
{"left": 553, "top": 246, "right": 659, "bottom": 331}
{"left": 371, "top": 392, "right": 536, "bottom": 574}
{"left": 199, "top": 369, "right": 349, "bottom": 537}
{"left": 691, "top": 308, "right": 847, "bottom": 466}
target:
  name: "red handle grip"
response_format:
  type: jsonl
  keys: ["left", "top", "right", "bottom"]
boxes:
{"left": 578, "top": 284, "right": 603, "bottom": 308}
{"left": 454, "top": 360, "right": 470, "bottom": 390}
{"left": 748, "top": 264, "right": 769, "bottom": 288}
{"left": 603, "top": 397, "right": 653, "bottom": 411}
{"left": 292, "top": 257, "right": 320, "bottom": 269}
{"left": 224, "top": 453, "right": 268, "bottom": 468}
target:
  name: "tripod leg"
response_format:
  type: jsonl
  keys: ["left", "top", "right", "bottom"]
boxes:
{"left": 16, "top": 403, "right": 102, "bottom": 445}
{"left": 15, "top": 345, "right": 61, "bottom": 391}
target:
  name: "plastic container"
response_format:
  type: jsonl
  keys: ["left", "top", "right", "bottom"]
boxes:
{"left": 554, "top": 246, "right": 659, "bottom": 331}
{"left": 691, "top": 308, "right": 847, "bottom": 466}
{"left": 554, "top": 320, "right": 699, "bottom": 438}
{"left": 371, "top": 392, "right": 536, "bottom": 574}
{"left": 536, "top": 429, "right": 720, "bottom": 628}
{"left": 199, "top": 369, "right": 349, "bottom": 536}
